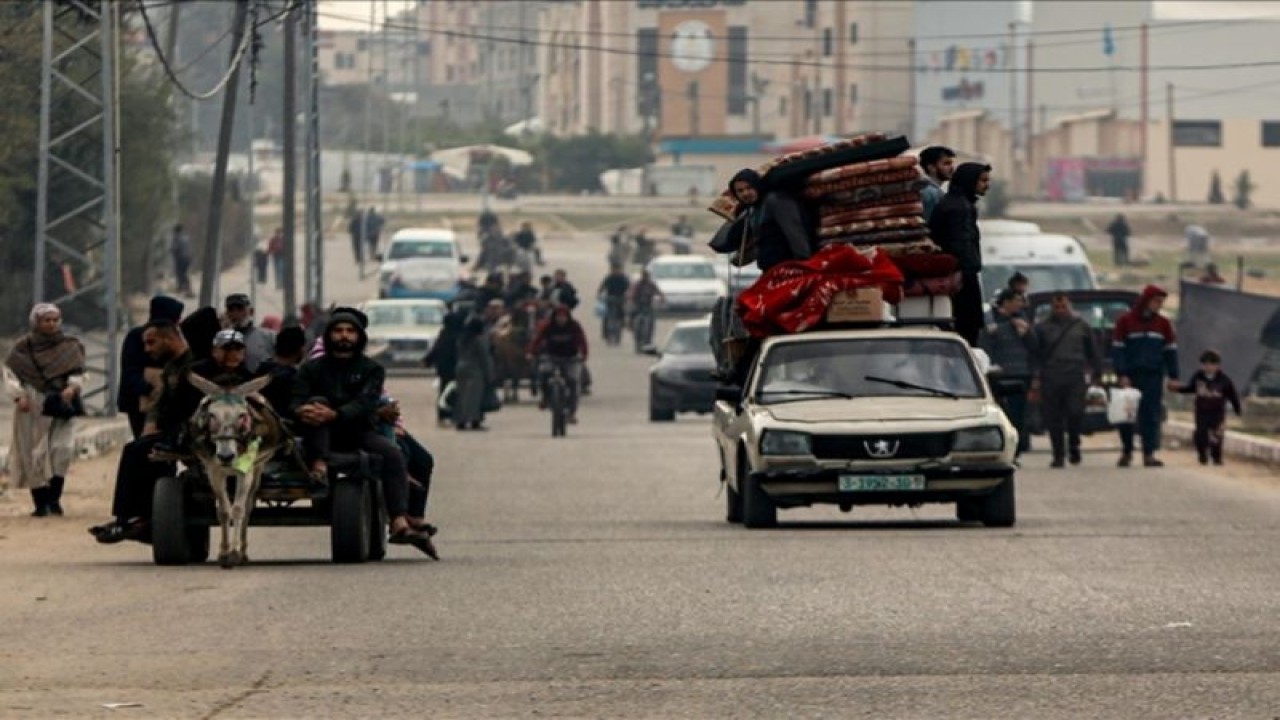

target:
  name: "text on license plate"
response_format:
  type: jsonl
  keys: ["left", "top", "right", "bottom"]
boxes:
{"left": 838, "top": 474, "right": 926, "bottom": 491}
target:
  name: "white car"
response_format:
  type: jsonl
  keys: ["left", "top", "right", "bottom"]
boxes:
{"left": 359, "top": 298, "right": 448, "bottom": 368}
{"left": 714, "top": 261, "right": 763, "bottom": 297}
{"left": 712, "top": 327, "right": 1019, "bottom": 529}
{"left": 377, "top": 228, "right": 468, "bottom": 301}
{"left": 647, "top": 255, "right": 727, "bottom": 314}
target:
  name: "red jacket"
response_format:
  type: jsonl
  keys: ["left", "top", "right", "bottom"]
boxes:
{"left": 1112, "top": 284, "right": 1178, "bottom": 378}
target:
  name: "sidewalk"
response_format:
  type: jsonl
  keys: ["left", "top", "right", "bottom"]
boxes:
{"left": 1165, "top": 420, "right": 1280, "bottom": 466}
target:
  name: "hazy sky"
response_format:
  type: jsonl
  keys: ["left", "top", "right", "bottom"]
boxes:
{"left": 317, "top": 1, "right": 415, "bottom": 31}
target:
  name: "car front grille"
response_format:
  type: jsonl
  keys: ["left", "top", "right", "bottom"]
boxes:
{"left": 389, "top": 339, "right": 430, "bottom": 351}
{"left": 810, "top": 433, "right": 953, "bottom": 461}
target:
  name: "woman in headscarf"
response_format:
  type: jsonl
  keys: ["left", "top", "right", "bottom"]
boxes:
{"left": 3, "top": 303, "right": 86, "bottom": 516}
{"left": 453, "top": 315, "right": 495, "bottom": 431}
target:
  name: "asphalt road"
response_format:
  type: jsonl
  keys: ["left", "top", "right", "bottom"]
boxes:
{"left": 1, "top": 227, "right": 1278, "bottom": 718}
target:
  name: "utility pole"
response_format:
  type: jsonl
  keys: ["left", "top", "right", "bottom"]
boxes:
{"left": 304, "top": 0, "right": 324, "bottom": 309}
{"left": 1008, "top": 22, "right": 1018, "bottom": 187}
{"left": 688, "top": 81, "right": 699, "bottom": 136}
{"left": 1140, "top": 23, "right": 1149, "bottom": 169}
{"left": 1167, "top": 83, "right": 1177, "bottom": 202}
{"left": 199, "top": 0, "right": 250, "bottom": 309}
{"left": 281, "top": 5, "right": 298, "bottom": 319}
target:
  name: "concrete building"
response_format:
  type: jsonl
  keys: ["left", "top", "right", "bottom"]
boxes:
{"left": 474, "top": 1, "right": 547, "bottom": 124}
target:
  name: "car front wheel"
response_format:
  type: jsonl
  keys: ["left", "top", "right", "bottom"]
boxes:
{"left": 980, "top": 475, "right": 1016, "bottom": 528}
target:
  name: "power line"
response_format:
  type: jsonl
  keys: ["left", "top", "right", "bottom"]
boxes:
{"left": 318, "top": 10, "right": 1280, "bottom": 76}
{"left": 138, "top": 0, "right": 256, "bottom": 100}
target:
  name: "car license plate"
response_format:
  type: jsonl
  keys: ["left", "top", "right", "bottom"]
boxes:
{"left": 838, "top": 474, "right": 926, "bottom": 491}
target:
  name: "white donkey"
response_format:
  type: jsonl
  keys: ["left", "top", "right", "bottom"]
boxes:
{"left": 187, "top": 374, "right": 281, "bottom": 568}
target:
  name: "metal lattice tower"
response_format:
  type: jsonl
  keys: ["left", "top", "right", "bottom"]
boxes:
{"left": 303, "top": 0, "right": 324, "bottom": 309}
{"left": 34, "top": 0, "right": 122, "bottom": 417}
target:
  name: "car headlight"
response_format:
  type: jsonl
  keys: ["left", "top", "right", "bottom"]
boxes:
{"left": 760, "top": 430, "right": 812, "bottom": 456}
{"left": 953, "top": 426, "right": 1004, "bottom": 452}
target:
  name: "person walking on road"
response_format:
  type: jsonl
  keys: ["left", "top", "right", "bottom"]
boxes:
{"left": 980, "top": 289, "right": 1035, "bottom": 460}
{"left": 424, "top": 309, "right": 463, "bottom": 426}
{"left": 266, "top": 227, "right": 286, "bottom": 287}
{"left": 1173, "top": 349, "right": 1242, "bottom": 465}
{"left": 170, "top": 224, "right": 193, "bottom": 296}
{"left": 364, "top": 206, "right": 386, "bottom": 261}
{"left": 1107, "top": 214, "right": 1131, "bottom": 267}
{"left": 918, "top": 146, "right": 956, "bottom": 221}
{"left": 929, "top": 162, "right": 992, "bottom": 347}
{"left": 4, "top": 303, "right": 86, "bottom": 516}
{"left": 1032, "top": 293, "right": 1102, "bottom": 468}
{"left": 453, "top": 315, "right": 496, "bottom": 431}
{"left": 347, "top": 210, "right": 366, "bottom": 276}
{"left": 1112, "top": 285, "right": 1179, "bottom": 468}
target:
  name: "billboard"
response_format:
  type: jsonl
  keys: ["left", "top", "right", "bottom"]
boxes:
{"left": 657, "top": 9, "right": 728, "bottom": 137}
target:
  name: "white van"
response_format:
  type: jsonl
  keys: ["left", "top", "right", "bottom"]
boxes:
{"left": 377, "top": 228, "right": 468, "bottom": 300}
{"left": 978, "top": 222, "right": 1097, "bottom": 297}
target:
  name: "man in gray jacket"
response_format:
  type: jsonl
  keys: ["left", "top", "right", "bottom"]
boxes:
{"left": 1032, "top": 293, "right": 1102, "bottom": 468}
{"left": 223, "top": 293, "right": 275, "bottom": 373}
{"left": 980, "top": 289, "right": 1034, "bottom": 459}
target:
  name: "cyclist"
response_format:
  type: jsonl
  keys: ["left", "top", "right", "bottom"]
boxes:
{"left": 526, "top": 305, "right": 589, "bottom": 424}
{"left": 597, "top": 264, "right": 630, "bottom": 343}
{"left": 627, "top": 269, "right": 664, "bottom": 347}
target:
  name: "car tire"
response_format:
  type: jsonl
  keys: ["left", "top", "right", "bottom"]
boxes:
{"left": 740, "top": 449, "right": 776, "bottom": 529}
{"left": 152, "top": 475, "right": 195, "bottom": 566}
{"left": 649, "top": 405, "right": 675, "bottom": 422}
{"left": 955, "top": 498, "right": 982, "bottom": 523}
{"left": 723, "top": 465, "right": 743, "bottom": 524}
{"left": 980, "top": 475, "right": 1016, "bottom": 528}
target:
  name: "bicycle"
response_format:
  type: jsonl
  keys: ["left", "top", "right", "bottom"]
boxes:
{"left": 631, "top": 305, "right": 655, "bottom": 353}
{"left": 602, "top": 298, "right": 625, "bottom": 346}
{"left": 541, "top": 359, "right": 571, "bottom": 437}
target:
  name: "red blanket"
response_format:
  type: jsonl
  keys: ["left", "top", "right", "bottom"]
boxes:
{"left": 736, "top": 244, "right": 904, "bottom": 337}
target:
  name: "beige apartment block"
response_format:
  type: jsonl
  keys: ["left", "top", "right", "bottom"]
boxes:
{"left": 1146, "top": 119, "right": 1280, "bottom": 209}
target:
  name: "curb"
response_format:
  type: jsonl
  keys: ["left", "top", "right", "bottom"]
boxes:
{"left": 1165, "top": 420, "right": 1280, "bottom": 466}
{"left": 0, "top": 418, "right": 133, "bottom": 477}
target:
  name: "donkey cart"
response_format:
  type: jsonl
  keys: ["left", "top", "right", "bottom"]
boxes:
{"left": 150, "top": 450, "right": 390, "bottom": 566}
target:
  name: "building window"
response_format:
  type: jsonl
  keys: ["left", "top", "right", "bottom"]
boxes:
{"left": 779, "top": 96, "right": 787, "bottom": 116}
{"left": 803, "top": 88, "right": 812, "bottom": 121}
{"left": 727, "top": 26, "right": 748, "bottom": 115}
{"left": 823, "top": 28, "right": 833, "bottom": 57}
{"left": 849, "top": 22, "right": 858, "bottom": 44}
{"left": 1263, "top": 121, "right": 1280, "bottom": 147}
{"left": 636, "top": 28, "right": 659, "bottom": 116}
{"left": 1172, "top": 120, "right": 1222, "bottom": 147}
{"left": 849, "top": 83, "right": 858, "bottom": 104}
{"left": 823, "top": 88, "right": 833, "bottom": 116}
{"left": 357, "top": 38, "right": 368, "bottom": 52}
{"left": 804, "top": 0, "right": 817, "bottom": 28}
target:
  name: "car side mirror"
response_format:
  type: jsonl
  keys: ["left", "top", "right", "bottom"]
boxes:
{"left": 642, "top": 344, "right": 660, "bottom": 357}
{"left": 715, "top": 385, "right": 742, "bottom": 403}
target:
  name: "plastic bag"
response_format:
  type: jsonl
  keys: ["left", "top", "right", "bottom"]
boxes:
{"left": 1107, "top": 387, "right": 1142, "bottom": 425}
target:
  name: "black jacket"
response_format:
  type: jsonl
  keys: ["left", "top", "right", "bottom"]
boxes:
{"left": 117, "top": 296, "right": 185, "bottom": 413}
{"left": 928, "top": 164, "right": 987, "bottom": 274}
{"left": 256, "top": 359, "right": 299, "bottom": 418}
{"left": 291, "top": 354, "right": 385, "bottom": 431}
{"left": 424, "top": 312, "right": 463, "bottom": 379}
{"left": 755, "top": 191, "right": 816, "bottom": 272}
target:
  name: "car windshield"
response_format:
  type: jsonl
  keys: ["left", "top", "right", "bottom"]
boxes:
{"left": 981, "top": 264, "right": 1095, "bottom": 296}
{"left": 388, "top": 239, "right": 455, "bottom": 260}
{"left": 652, "top": 262, "right": 715, "bottom": 280}
{"left": 755, "top": 337, "right": 983, "bottom": 402}
{"left": 663, "top": 325, "right": 711, "bottom": 355}
{"left": 365, "top": 304, "right": 445, "bottom": 327}
{"left": 1033, "top": 298, "right": 1134, "bottom": 329}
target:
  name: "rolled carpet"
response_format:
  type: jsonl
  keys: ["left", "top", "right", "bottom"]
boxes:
{"left": 818, "top": 215, "right": 926, "bottom": 239}
{"left": 818, "top": 201, "right": 924, "bottom": 228}
{"left": 805, "top": 167, "right": 922, "bottom": 199}
{"left": 805, "top": 155, "right": 920, "bottom": 186}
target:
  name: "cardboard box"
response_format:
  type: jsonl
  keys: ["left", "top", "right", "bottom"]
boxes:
{"left": 826, "top": 287, "right": 892, "bottom": 323}
{"left": 897, "top": 295, "right": 953, "bottom": 320}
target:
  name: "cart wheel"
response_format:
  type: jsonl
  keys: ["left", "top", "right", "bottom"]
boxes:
{"left": 331, "top": 479, "right": 371, "bottom": 563}
{"left": 153, "top": 475, "right": 195, "bottom": 565}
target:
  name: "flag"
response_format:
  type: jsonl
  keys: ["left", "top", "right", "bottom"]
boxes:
{"left": 1103, "top": 23, "right": 1115, "bottom": 56}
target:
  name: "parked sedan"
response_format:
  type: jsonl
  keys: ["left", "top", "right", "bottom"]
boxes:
{"left": 647, "top": 316, "right": 717, "bottom": 421}
{"left": 360, "top": 298, "right": 447, "bottom": 369}
{"left": 647, "top": 256, "right": 727, "bottom": 314}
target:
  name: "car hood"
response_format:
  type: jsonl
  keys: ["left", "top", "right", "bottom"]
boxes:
{"left": 758, "top": 396, "right": 989, "bottom": 423}
{"left": 653, "top": 353, "right": 716, "bottom": 372}
{"left": 366, "top": 324, "right": 440, "bottom": 339}
{"left": 386, "top": 258, "right": 459, "bottom": 278}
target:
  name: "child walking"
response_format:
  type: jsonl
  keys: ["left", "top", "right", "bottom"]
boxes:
{"left": 1175, "top": 350, "right": 1242, "bottom": 465}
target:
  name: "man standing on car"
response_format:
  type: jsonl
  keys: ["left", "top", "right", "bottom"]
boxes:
{"left": 1033, "top": 293, "right": 1102, "bottom": 468}
{"left": 980, "top": 289, "right": 1034, "bottom": 461}
{"left": 1112, "top": 285, "right": 1179, "bottom": 467}
{"left": 929, "top": 162, "right": 992, "bottom": 347}
{"left": 918, "top": 146, "right": 956, "bottom": 221}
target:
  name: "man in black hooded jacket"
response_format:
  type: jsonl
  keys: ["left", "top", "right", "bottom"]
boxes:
{"left": 291, "top": 307, "right": 435, "bottom": 555}
{"left": 117, "top": 294, "right": 184, "bottom": 438}
{"left": 928, "top": 162, "right": 992, "bottom": 346}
